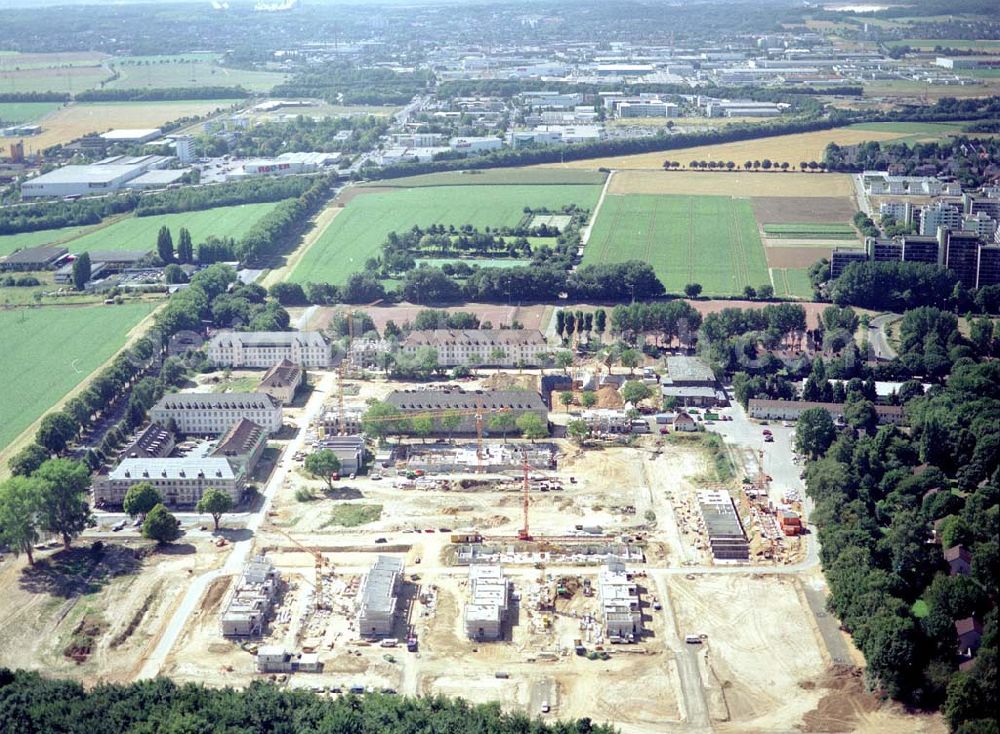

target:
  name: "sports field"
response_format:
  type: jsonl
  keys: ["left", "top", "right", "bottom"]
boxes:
{"left": 584, "top": 194, "right": 771, "bottom": 297}
{"left": 10, "top": 100, "right": 241, "bottom": 153}
{"left": 0, "top": 101, "right": 63, "bottom": 124}
{"left": 0, "top": 202, "right": 280, "bottom": 257}
{"left": 0, "top": 303, "right": 156, "bottom": 452}
{"left": 289, "top": 184, "right": 602, "bottom": 285}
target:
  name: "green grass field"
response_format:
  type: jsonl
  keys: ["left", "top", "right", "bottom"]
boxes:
{"left": 584, "top": 194, "right": 771, "bottom": 297}
{"left": 885, "top": 39, "right": 1000, "bottom": 50}
{"left": 847, "top": 121, "right": 970, "bottom": 135}
{"left": 0, "top": 101, "right": 62, "bottom": 124}
{"left": 290, "top": 184, "right": 601, "bottom": 285}
{"left": 0, "top": 66, "right": 111, "bottom": 95}
{"left": 0, "top": 203, "right": 281, "bottom": 258}
{"left": 0, "top": 303, "right": 155, "bottom": 451}
{"left": 107, "top": 57, "right": 286, "bottom": 92}
{"left": 366, "top": 168, "right": 607, "bottom": 188}
{"left": 773, "top": 268, "right": 815, "bottom": 300}
{"left": 762, "top": 223, "right": 858, "bottom": 239}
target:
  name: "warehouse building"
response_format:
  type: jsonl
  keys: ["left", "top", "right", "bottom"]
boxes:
{"left": 207, "top": 330, "right": 332, "bottom": 369}
{"left": 400, "top": 329, "right": 547, "bottom": 367}
{"left": 384, "top": 388, "right": 548, "bottom": 435}
{"left": 221, "top": 556, "right": 282, "bottom": 637}
{"left": 149, "top": 392, "right": 283, "bottom": 435}
{"left": 357, "top": 556, "right": 404, "bottom": 637}
{"left": 20, "top": 154, "right": 173, "bottom": 198}
{"left": 99, "top": 128, "right": 163, "bottom": 144}
{"left": 464, "top": 564, "right": 510, "bottom": 641}
{"left": 599, "top": 561, "right": 642, "bottom": 641}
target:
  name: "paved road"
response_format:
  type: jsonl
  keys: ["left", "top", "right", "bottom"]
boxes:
{"left": 868, "top": 313, "right": 900, "bottom": 361}
{"left": 136, "top": 371, "right": 336, "bottom": 679}
{"left": 852, "top": 173, "right": 873, "bottom": 216}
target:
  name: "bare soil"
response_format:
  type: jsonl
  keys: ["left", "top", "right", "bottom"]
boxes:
{"left": 751, "top": 196, "right": 858, "bottom": 224}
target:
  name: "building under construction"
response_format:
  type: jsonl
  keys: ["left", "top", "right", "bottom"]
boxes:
{"left": 220, "top": 556, "right": 282, "bottom": 637}
{"left": 698, "top": 490, "right": 750, "bottom": 563}
{"left": 356, "top": 556, "right": 404, "bottom": 637}
{"left": 403, "top": 443, "right": 555, "bottom": 474}
{"left": 599, "top": 561, "right": 642, "bottom": 642}
{"left": 464, "top": 564, "right": 510, "bottom": 641}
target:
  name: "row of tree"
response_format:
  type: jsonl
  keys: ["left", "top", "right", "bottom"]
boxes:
{"left": 235, "top": 176, "right": 333, "bottom": 265}
{"left": 75, "top": 86, "right": 251, "bottom": 102}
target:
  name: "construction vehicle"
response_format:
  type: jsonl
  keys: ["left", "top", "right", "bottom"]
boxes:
{"left": 271, "top": 527, "right": 331, "bottom": 610}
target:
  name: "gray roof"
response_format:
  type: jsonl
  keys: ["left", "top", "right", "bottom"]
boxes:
{"left": 27, "top": 164, "right": 140, "bottom": 185}
{"left": 108, "top": 457, "right": 236, "bottom": 481}
{"left": 360, "top": 556, "right": 404, "bottom": 613}
{"left": 403, "top": 329, "right": 546, "bottom": 348}
{"left": 212, "top": 418, "right": 265, "bottom": 458}
{"left": 153, "top": 392, "right": 280, "bottom": 411}
{"left": 208, "top": 330, "right": 329, "bottom": 349}
{"left": 386, "top": 389, "right": 546, "bottom": 413}
{"left": 1, "top": 245, "right": 68, "bottom": 265}
{"left": 665, "top": 356, "right": 715, "bottom": 384}
{"left": 660, "top": 386, "right": 721, "bottom": 398}
{"left": 86, "top": 250, "right": 151, "bottom": 263}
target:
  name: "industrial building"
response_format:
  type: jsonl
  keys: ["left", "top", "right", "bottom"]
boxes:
{"left": 221, "top": 556, "right": 282, "bottom": 637}
{"left": 599, "top": 561, "right": 642, "bottom": 641}
{"left": 207, "top": 330, "right": 332, "bottom": 368}
{"left": 450, "top": 136, "right": 504, "bottom": 154}
{"left": 20, "top": 154, "right": 174, "bottom": 198}
{"left": 0, "top": 245, "right": 68, "bottom": 272}
{"left": 384, "top": 388, "right": 548, "bottom": 435}
{"left": 698, "top": 490, "right": 750, "bottom": 563}
{"left": 93, "top": 456, "right": 245, "bottom": 508}
{"left": 257, "top": 359, "right": 303, "bottom": 405}
{"left": 464, "top": 564, "right": 510, "bottom": 641}
{"left": 357, "top": 556, "right": 404, "bottom": 637}
{"left": 400, "top": 328, "right": 548, "bottom": 367}
{"left": 149, "top": 392, "right": 283, "bottom": 435}
{"left": 231, "top": 151, "right": 337, "bottom": 178}
{"left": 99, "top": 128, "right": 163, "bottom": 144}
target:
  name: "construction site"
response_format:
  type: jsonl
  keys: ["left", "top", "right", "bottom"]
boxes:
{"left": 0, "top": 355, "right": 943, "bottom": 734}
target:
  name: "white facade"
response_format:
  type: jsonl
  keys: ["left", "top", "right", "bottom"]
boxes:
{"left": 401, "top": 329, "right": 547, "bottom": 367}
{"left": 357, "top": 556, "right": 404, "bottom": 637}
{"left": 222, "top": 556, "right": 281, "bottom": 637}
{"left": 919, "top": 202, "right": 963, "bottom": 236}
{"left": 963, "top": 212, "right": 998, "bottom": 239}
{"left": 450, "top": 136, "right": 504, "bottom": 153}
{"left": 208, "top": 330, "right": 332, "bottom": 368}
{"left": 20, "top": 154, "right": 174, "bottom": 198}
{"left": 599, "top": 561, "right": 641, "bottom": 640}
{"left": 617, "top": 101, "right": 678, "bottom": 117}
{"left": 465, "top": 565, "right": 509, "bottom": 640}
{"left": 94, "top": 457, "right": 244, "bottom": 507}
{"left": 149, "top": 392, "right": 283, "bottom": 435}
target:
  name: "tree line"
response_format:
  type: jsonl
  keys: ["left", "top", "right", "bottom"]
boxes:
{"left": 74, "top": 86, "right": 252, "bottom": 102}
{"left": 0, "top": 670, "right": 612, "bottom": 734}
{"left": 273, "top": 63, "right": 433, "bottom": 106}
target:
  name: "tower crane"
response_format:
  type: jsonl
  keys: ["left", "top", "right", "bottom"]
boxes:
{"left": 270, "top": 527, "right": 331, "bottom": 610}
{"left": 334, "top": 299, "right": 383, "bottom": 435}
{"left": 518, "top": 447, "right": 532, "bottom": 541}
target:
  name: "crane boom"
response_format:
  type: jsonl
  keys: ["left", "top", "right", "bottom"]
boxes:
{"left": 271, "top": 527, "right": 330, "bottom": 610}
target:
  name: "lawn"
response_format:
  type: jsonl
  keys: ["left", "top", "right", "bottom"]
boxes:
{"left": 0, "top": 202, "right": 282, "bottom": 257}
{"left": 322, "top": 503, "right": 383, "bottom": 528}
{"left": 0, "top": 303, "right": 156, "bottom": 452}
{"left": 0, "top": 101, "right": 63, "bottom": 124}
{"left": 289, "top": 184, "right": 602, "bottom": 285}
{"left": 773, "top": 268, "right": 815, "bottom": 300}
{"left": 584, "top": 194, "right": 771, "bottom": 297}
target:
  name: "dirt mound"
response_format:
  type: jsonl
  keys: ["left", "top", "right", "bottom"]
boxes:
{"left": 200, "top": 576, "right": 233, "bottom": 614}
{"left": 473, "top": 514, "right": 510, "bottom": 528}
{"left": 441, "top": 505, "right": 474, "bottom": 515}
{"left": 596, "top": 386, "right": 624, "bottom": 409}
{"left": 801, "top": 667, "right": 880, "bottom": 733}
{"left": 485, "top": 373, "right": 537, "bottom": 391}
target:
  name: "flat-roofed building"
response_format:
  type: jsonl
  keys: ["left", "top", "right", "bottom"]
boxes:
{"left": 599, "top": 561, "right": 642, "bottom": 640}
{"left": 100, "top": 128, "right": 162, "bottom": 144}
{"left": 207, "top": 330, "right": 332, "bottom": 368}
{"left": 357, "top": 556, "right": 404, "bottom": 637}
{"left": 661, "top": 355, "right": 726, "bottom": 407}
{"left": 19, "top": 155, "right": 173, "bottom": 198}
{"left": 919, "top": 202, "right": 962, "bottom": 236}
{"left": 319, "top": 407, "right": 363, "bottom": 436}
{"left": 830, "top": 248, "right": 869, "bottom": 279}
{"left": 464, "top": 564, "right": 509, "bottom": 641}
{"left": 698, "top": 490, "right": 749, "bottom": 562}
{"left": 977, "top": 246, "right": 1000, "bottom": 288}
{"left": 149, "top": 392, "right": 283, "bottom": 435}
{"left": 900, "top": 235, "right": 942, "bottom": 265}
{"left": 121, "top": 422, "right": 175, "bottom": 459}
{"left": 400, "top": 329, "right": 547, "bottom": 367}
{"left": 257, "top": 359, "right": 302, "bottom": 405}
{"left": 221, "top": 556, "right": 281, "bottom": 637}
{"left": 312, "top": 435, "right": 364, "bottom": 475}
{"left": 866, "top": 237, "right": 903, "bottom": 262}
{"left": 943, "top": 229, "right": 983, "bottom": 289}
{"left": 93, "top": 456, "right": 244, "bottom": 508}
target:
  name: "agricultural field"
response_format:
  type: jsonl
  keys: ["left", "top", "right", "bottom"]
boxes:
{"left": 289, "top": 183, "right": 602, "bottom": 285}
{"left": 0, "top": 202, "right": 280, "bottom": 257}
{"left": 0, "top": 224, "right": 98, "bottom": 256}
{"left": 0, "top": 51, "right": 109, "bottom": 70}
{"left": 609, "top": 170, "right": 854, "bottom": 197}
{"left": 8, "top": 99, "right": 241, "bottom": 153}
{"left": 547, "top": 126, "right": 953, "bottom": 172}
{"left": 862, "top": 79, "right": 1000, "bottom": 99}
{"left": 583, "top": 194, "right": 771, "bottom": 296}
{"left": 884, "top": 38, "right": 1000, "bottom": 51}
{"left": 762, "top": 223, "right": 857, "bottom": 239}
{"left": 366, "top": 168, "right": 607, "bottom": 188}
{"left": 106, "top": 55, "right": 286, "bottom": 92}
{"left": 751, "top": 196, "right": 857, "bottom": 224}
{"left": 0, "top": 101, "right": 64, "bottom": 124}
{"left": 773, "top": 268, "right": 815, "bottom": 300}
{"left": 0, "top": 302, "right": 155, "bottom": 452}
{"left": 0, "top": 64, "right": 110, "bottom": 95}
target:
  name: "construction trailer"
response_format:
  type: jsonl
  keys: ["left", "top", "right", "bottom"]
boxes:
{"left": 357, "top": 556, "right": 404, "bottom": 637}
{"left": 464, "top": 565, "right": 510, "bottom": 641}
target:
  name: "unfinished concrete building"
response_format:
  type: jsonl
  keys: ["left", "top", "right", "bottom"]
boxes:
{"left": 221, "top": 556, "right": 282, "bottom": 637}
{"left": 404, "top": 443, "right": 555, "bottom": 474}
{"left": 698, "top": 490, "right": 750, "bottom": 563}
{"left": 356, "top": 555, "right": 404, "bottom": 637}
{"left": 464, "top": 564, "right": 510, "bottom": 641}
{"left": 599, "top": 561, "right": 642, "bottom": 642}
